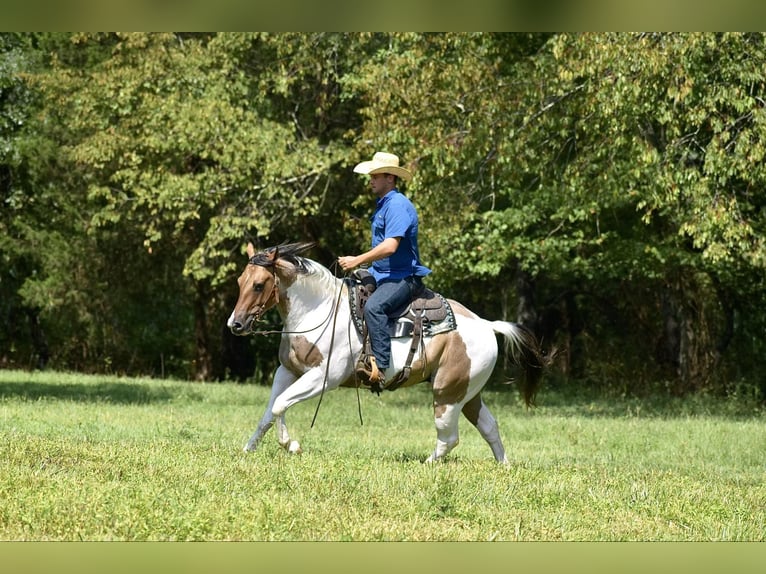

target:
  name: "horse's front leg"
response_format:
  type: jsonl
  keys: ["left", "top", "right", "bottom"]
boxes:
{"left": 271, "top": 365, "right": 339, "bottom": 455}
{"left": 244, "top": 365, "right": 296, "bottom": 453}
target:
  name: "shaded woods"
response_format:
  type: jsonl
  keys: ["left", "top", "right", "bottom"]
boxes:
{"left": 2, "top": 33, "right": 765, "bottom": 399}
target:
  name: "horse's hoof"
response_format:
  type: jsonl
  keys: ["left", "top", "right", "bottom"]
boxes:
{"left": 288, "top": 440, "right": 302, "bottom": 455}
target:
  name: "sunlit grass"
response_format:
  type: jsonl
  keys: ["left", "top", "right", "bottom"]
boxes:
{"left": 0, "top": 369, "right": 763, "bottom": 541}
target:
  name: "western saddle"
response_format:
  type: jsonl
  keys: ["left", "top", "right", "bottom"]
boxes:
{"left": 345, "top": 269, "right": 456, "bottom": 391}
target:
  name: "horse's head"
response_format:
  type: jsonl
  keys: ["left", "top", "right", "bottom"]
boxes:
{"left": 227, "top": 241, "right": 315, "bottom": 335}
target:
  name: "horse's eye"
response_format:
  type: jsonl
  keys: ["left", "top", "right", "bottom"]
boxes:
{"left": 253, "top": 283, "right": 265, "bottom": 293}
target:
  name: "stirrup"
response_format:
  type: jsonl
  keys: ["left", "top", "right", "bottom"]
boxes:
{"left": 355, "top": 355, "right": 385, "bottom": 389}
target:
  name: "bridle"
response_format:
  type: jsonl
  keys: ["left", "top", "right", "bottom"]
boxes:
{"left": 244, "top": 260, "right": 342, "bottom": 338}
{"left": 251, "top": 266, "right": 280, "bottom": 324}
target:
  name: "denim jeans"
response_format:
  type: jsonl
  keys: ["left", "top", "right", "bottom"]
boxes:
{"left": 364, "top": 276, "right": 424, "bottom": 370}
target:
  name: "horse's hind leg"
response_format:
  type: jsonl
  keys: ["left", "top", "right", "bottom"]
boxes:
{"left": 426, "top": 403, "right": 461, "bottom": 462}
{"left": 462, "top": 394, "right": 509, "bottom": 464}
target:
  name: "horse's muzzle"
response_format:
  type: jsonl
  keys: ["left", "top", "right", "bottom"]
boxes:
{"left": 228, "top": 313, "right": 255, "bottom": 336}
{"left": 229, "top": 321, "right": 246, "bottom": 335}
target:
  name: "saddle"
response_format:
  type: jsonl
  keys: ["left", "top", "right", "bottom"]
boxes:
{"left": 345, "top": 269, "right": 457, "bottom": 391}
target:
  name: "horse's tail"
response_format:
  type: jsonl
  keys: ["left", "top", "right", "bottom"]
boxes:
{"left": 490, "top": 321, "right": 552, "bottom": 407}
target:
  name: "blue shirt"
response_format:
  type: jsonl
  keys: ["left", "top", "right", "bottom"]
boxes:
{"left": 369, "top": 190, "right": 431, "bottom": 283}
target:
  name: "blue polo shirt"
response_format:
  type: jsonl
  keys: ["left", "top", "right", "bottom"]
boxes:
{"left": 369, "top": 190, "right": 431, "bottom": 283}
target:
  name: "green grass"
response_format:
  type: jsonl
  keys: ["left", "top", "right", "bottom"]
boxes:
{"left": 0, "top": 369, "right": 764, "bottom": 541}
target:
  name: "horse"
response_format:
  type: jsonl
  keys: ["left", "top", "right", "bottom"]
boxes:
{"left": 227, "top": 241, "right": 549, "bottom": 463}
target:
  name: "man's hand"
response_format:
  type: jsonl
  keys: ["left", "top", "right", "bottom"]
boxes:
{"left": 338, "top": 256, "right": 359, "bottom": 272}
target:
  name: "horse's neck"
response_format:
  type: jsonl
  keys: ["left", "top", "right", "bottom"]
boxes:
{"left": 280, "top": 269, "right": 345, "bottom": 331}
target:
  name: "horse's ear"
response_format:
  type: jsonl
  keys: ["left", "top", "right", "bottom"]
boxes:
{"left": 246, "top": 242, "right": 256, "bottom": 258}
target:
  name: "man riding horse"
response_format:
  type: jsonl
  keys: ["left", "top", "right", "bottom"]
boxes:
{"left": 228, "top": 152, "right": 549, "bottom": 462}
{"left": 338, "top": 151, "right": 431, "bottom": 393}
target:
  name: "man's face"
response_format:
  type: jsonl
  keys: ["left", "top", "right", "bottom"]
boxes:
{"left": 369, "top": 173, "right": 395, "bottom": 197}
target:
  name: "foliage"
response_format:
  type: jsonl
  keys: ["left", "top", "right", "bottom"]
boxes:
{"left": 1, "top": 33, "right": 55, "bottom": 370}
{"left": 10, "top": 33, "right": 358, "bottom": 378}
{"left": 343, "top": 32, "right": 766, "bottom": 393}
{"left": 521, "top": 33, "right": 766, "bottom": 391}
{"left": 35, "top": 33, "right": 347, "bottom": 286}
{"left": 1, "top": 33, "right": 765, "bottom": 395}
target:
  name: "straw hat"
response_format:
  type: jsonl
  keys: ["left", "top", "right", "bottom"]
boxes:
{"left": 353, "top": 151, "right": 412, "bottom": 181}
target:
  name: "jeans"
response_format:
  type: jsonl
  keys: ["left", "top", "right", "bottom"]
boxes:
{"left": 364, "top": 276, "right": 424, "bottom": 370}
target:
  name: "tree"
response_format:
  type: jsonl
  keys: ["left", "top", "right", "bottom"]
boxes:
{"left": 4, "top": 32, "right": 765, "bottom": 397}
{"left": 26, "top": 33, "right": 358, "bottom": 379}
{"left": 341, "top": 32, "right": 766, "bottom": 393}
{"left": 0, "top": 32, "right": 53, "bottom": 369}
{"left": 519, "top": 32, "right": 766, "bottom": 392}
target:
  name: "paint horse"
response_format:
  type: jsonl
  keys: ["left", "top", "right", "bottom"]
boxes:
{"left": 227, "top": 242, "right": 548, "bottom": 463}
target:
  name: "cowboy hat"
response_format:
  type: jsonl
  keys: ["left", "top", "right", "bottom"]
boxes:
{"left": 353, "top": 151, "right": 412, "bottom": 181}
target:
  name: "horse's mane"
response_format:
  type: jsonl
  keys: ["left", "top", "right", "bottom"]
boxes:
{"left": 250, "top": 241, "right": 339, "bottom": 297}
{"left": 249, "top": 242, "right": 317, "bottom": 272}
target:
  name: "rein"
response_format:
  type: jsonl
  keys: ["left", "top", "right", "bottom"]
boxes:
{"left": 310, "top": 264, "right": 349, "bottom": 428}
{"left": 246, "top": 267, "right": 333, "bottom": 337}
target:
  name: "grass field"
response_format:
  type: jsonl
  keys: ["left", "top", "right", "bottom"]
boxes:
{"left": 0, "top": 369, "right": 764, "bottom": 541}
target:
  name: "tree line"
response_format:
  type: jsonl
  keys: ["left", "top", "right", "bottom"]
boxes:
{"left": 1, "top": 32, "right": 765, "bottom": 398}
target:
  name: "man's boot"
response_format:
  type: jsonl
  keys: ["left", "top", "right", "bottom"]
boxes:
{"left": 355, "top": 354, "right": 386, "bottom": 393}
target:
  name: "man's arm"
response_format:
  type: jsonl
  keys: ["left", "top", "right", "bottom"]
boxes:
{"left": 338, "top": 237, "right": 401, "bottom": 272}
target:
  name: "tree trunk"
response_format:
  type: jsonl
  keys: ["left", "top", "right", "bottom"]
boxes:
{"left": 192, "top": 283, "right": 213, "bottom": 381}
{"left": 27, "top": 308, "right": 50, "bottom": 369}
{"left": 515, "top": 263, "right": 538, "bottom": 329}
{"left": 658, "top": 290, "right": 681, "bottom": 374}
{"left": 659, "top": 275, "right": 717, "bottom": 394}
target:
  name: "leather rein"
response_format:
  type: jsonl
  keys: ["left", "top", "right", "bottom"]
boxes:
{"left": 246, "top": 263, "right": 339, "bottom": 337}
